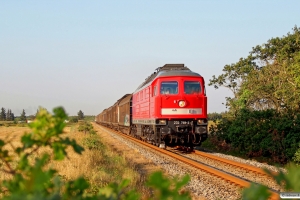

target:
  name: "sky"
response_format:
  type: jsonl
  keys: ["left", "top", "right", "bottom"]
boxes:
{"left": 0, "top": 1, "right": 299, "bottom": 116}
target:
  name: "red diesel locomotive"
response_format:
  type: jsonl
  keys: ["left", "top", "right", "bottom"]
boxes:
{"left": 96, "top": 64, "right": 208, "bottom": 149}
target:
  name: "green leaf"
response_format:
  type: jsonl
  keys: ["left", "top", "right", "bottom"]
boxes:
{"left": 21, "top": 134, "right": 36, "bottom": 149}
{"left": 146, "top": 171, "right": 191, "bottom": 200}
{"left": 242, "top": 183, "right": 271, "bottom": 200}
{"left": 52, "top": 142, "right": 67, "bottom": 160}
{"left": 0, "top": 139, "right": 5, "bottom": 147}
{"left": 64, "top": 177, "right": 90, "bottom": 198}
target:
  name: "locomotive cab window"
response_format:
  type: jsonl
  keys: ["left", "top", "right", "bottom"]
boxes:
{"left": 160, "top": 81, "right": 178, "bottom": 94}
{"left": 184, "top": 81, "right": 201, "bottom": 94}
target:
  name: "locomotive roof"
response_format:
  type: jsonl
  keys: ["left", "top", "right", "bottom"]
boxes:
{"left": 135, "top": 64, "right": 202, "bottom": 91}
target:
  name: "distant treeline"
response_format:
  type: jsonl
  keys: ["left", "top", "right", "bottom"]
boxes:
{"left": 68, "top": 115, "right": 95, "bottom": 123}
{"left": 0, "top": 107, "right": 95, "bottom": 123}
{"left": 207, "top": 112, "right": 224, "bottom": 121}
{"left": 0, "top": 107, "right": 33, "bottom": 122}
{"left": 0, "top": 107, "right": 16, "bottom": 121}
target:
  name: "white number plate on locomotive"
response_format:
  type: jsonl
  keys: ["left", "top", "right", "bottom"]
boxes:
{"left": 173, "top": 121, "right": 191, "bottom": 125}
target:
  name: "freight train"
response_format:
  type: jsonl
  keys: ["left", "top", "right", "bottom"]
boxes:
{"left": 95, "top": 64, "right": 208, "bottom": 149}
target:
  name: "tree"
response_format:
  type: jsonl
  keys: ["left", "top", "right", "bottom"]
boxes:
{"left": 0, "top": 107, "right": 6, "bottom": 121}
{"left": 78, "top": 110, "right": 84, "bottom": 120}
{"left": 208, "top": 26, "right": 300, "bottom": 163}
{"left": 11, "top": 112, "right": 15, "bottom": 121}
{"left": 208, "top": 112, "right": 223, "bottom": 121}
{"left": 6, "top": 109, "right": 11, "bottom": 121}
{"left": 209, "top": 26, "right": 300, "bottom": 114}
{"left": 20, "top": 109, "right": 27, "bottom": 121}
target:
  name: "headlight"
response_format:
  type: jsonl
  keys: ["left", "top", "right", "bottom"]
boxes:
{"left": 178, "top": 100, "right": 186, "bottom": 107}
{"left": 158, "top": 120, "right": 167, "bottom": 125}
{"left": 197, "top": 119, "right": 207, "bottom": 125}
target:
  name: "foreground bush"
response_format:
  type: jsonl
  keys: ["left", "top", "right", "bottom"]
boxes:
{"left": 242, "top": 163, "right": 300, "bottom": 199}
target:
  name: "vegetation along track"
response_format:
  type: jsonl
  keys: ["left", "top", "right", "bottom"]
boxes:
{"left": 98, "top": 124, "right": 280, "bottom": 200}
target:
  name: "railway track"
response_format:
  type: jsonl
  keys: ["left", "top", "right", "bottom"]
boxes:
{"left": 194, "top": 150, "right": 277, "bottom": 176}
{"left": 98, "top": 125, "right": 280, "bottom": 200}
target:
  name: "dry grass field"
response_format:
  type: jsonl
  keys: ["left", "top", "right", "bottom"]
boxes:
{"left": 0, "top": 124, "right": 160, "bottom": 198}
{"left": 0, "top": 126, "right": 31, "bottom": 140}
{"left": 0, "top": 126, "right": 30, "bottom": 181}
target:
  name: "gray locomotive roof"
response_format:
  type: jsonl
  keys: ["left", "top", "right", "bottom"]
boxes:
{"left": 157, "top": 70, "right": 201, "bottom": 78}
{"left": 135, "top": 64, "right": 202, "bottom": 91}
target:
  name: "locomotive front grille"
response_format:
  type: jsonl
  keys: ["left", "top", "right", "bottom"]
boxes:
{"left": 158, "top": 119, "right": 208, "bottom": 135}
{"left": 161, "top": 120, "right": 195, "bottom": 134}
{"left": 195, "top": 126, "right": 208, "bottom": 134}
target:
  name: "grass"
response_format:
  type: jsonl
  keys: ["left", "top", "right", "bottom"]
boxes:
{"left": 0, "top": 121, "right": 15, "bottom": 128}
{"left": 0, "top": 124, "right": 152, "bottom": 199}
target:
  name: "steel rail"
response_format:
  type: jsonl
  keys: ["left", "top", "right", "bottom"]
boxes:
{"left": 98, "top": 125, "right": 280, "bottom": 200}
{"left": 194, "top": 150, "right": 278, "bottom": 176}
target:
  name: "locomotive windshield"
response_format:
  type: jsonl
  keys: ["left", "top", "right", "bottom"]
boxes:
{"left": 184, "top": 81, "right": 201, "bottom": 94}
{"left": 161, "top": 81, "right": 178, "bottom": 94}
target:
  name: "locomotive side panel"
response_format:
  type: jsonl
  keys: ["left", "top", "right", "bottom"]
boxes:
{"left": 139, "top": 87, "right": 151, "bottom": 120}
{"left": 149, "top": 79, "right": 158, "bottom": 118}
{"left": 132, "top": 86, "right": 152, "bottom": 124}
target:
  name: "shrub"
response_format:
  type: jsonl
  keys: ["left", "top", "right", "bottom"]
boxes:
{"left": 210, "top": 109, "right": 300, "bottom": 164}
{"left": 83, "top": 135, "right": 104, "bottom": 150}
{"left": 69, "top": 116, "right": 78, "bottom": 123}
{"left": 78, "top": 122, "right": 95, "bottom": 134}
{"left": 293, "top": 144, "right": 300, "bottom": 165}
